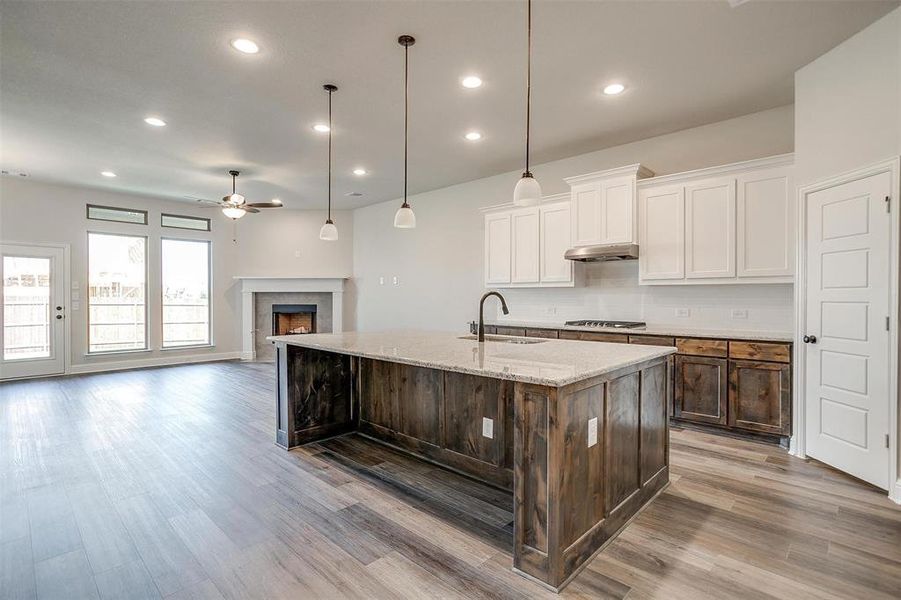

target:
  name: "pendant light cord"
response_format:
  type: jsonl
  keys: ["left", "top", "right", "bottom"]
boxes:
{"left": 403, "top": 41, "right": 409, "bottom": 206}
{"left": 524, "top": 0, "right": 532, "bottom": 176}
{"left": 327, "top": 87, "right": 333, "bottom": 222}
{"left": 232, "top": 173, "right": 236, "bottom": 194}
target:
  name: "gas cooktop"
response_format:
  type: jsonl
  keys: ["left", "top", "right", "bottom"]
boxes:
{"left": 564, "top": 320, "right": 647, "bottom": 329}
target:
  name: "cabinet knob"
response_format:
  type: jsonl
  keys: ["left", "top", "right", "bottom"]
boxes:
{"left": 803, "top": 335, "right": 817, "bottom": 344}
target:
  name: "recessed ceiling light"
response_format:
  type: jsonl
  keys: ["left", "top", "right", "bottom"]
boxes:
{"left": 144, "top": 116, "right": 166, "bottom": 127}
{"left": 464, "top": 131, "right": 482, "bottom": 141}
{"left": 603, "top": 83, "right": 626, "bottom": 95}
{"left": 461, "top": 75, "right": 482, "bottom": 89}
{"left": 313, "top": 124, "right": 330, "bottom": 133}
{"left": 230, "top": 38, "right": 260, "bottom": 54}
{"left": 100, "top": 171, "right": 117, "bottom": 178}
{"left": 353, "top": 168, "right": 367, "bottom": 176}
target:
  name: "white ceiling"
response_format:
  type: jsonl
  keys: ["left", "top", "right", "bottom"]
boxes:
{"left": 1, "top": 0, "right": 897, "bottom": 209}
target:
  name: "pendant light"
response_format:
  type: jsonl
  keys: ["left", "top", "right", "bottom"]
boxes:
{"left": 319, "top": 84, "right": 339, "bottom": 241}
{"left": 394, "top": 34, "right": 416, "bottom": 229}
{"left": 513, "top": 0, "right": 541, "bottom": 207}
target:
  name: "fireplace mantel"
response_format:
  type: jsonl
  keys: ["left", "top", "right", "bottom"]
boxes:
{"left": 234, "top": 277, "right": 346, "bottom": 360}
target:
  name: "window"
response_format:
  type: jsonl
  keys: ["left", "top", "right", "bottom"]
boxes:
{"left": 87, "top": 204, "right": 147, "bottom": 225}
{"left": 88, "top": 233, "right": 147, "bottom": 352}
{"left": 162, "top": 239, "right": 210, "bottom": 348}
{"left": 161, "top": 213, "right": 210, "bottom": 232}
{"left": 3, "top": 256, "right": 51, "bottom": 359}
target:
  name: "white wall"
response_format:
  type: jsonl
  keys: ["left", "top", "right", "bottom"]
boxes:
{"left": 0, "top": 177, "right": 352, "bottom": 371}
{"left": 352, "top": 105, "right": 795, "bottom": 333}
{"left": 795, "top": 7, "right": 901, "bottom": 187}
{"left": 794, "top": 7, "right": 901, "bottom": 500}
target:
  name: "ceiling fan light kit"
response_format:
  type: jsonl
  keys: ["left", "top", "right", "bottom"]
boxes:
{"left": 320, "top": 84, "right": 339, "bottom": 241}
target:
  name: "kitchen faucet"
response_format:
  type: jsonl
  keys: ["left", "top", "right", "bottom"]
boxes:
{"left": 477, "top": 291, "right": 509, "bottom": 342}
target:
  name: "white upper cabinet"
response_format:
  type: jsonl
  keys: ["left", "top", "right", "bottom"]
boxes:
{"left": 685, "top": 178, "right": 736, "bottom": 279}
{"left": 484, "top": 212, "right": 511, "bottom": 284}
{"left": 511, "top": 208, "right": 540, "bottom": 283}
{"left": 565, "top": 164, "right": 653, "bottom": 247}
{"left": 736, "top": 166, "right": 794, "bottom": 277}
{"left": 639, "top": 185, "right": 685, "bottom": 281}
{"left": 638, "top": 154, "right": 795, "bottom": 285}
{"left": 482, "top": 195, "right": 573, "bottom": 288}
{"left": 540, "top": 202, "right": 572, "bottom": 283}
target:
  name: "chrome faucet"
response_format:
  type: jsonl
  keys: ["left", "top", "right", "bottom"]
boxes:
{"left": 478, "top": 291, "right": 509, "bottom": 342}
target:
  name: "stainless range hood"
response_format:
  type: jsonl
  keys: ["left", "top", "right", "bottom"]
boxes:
{"left": 564, "top": 243, "right": 639, "bottom": 262}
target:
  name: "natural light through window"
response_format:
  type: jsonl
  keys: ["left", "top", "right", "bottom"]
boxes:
{"left": 88, "top": 233, "right": 147, "bottom": 353}
{"left": 162, "top": 239, "right": 210, "bottom": 348}
{"left": 3, "top": 256, "right": 51, "bottom": 360}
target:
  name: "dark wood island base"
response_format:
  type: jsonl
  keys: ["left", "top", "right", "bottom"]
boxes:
{"left": 274, "top": 342, "right": 671, "bottom": 592}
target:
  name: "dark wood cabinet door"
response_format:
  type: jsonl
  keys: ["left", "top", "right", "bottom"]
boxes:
{"left": 728, "top": 360, "right": 791, "bottom": 435}
{"left": 495, "top": 326, "right": 527, "bottom": 337}
{"left": 674, "top": 355, "right": 728, "bottom": 425}
{"left": 443, "top": 372, "right": 513, "bottom": 467}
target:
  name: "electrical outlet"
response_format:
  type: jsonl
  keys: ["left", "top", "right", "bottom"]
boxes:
{"left": 482, "top": 417, "right": 494, "bottom": 439}
{"left": 392, "top": 276, "right": 399, "bottom": 286}
{"left": 675, "top": 308, "right": 691, "bottom": 318}
{"left": 731, "top": 309, "right": 749, "bottom": 319}
{"left": 379, "top": 276, "right": 385, "bottom": 285}
{"left": 544, "top": 306, "right": 557, "bottom": 316}
{"left": 588, "top": 417, "right": 598, "bottom": 447}
{"left": 294, "top": 250, "right": 301, "bottom": 258}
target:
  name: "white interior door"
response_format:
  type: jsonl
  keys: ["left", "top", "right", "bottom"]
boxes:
{"left": 1, "top": 244, "right": 66, "bottom": 379}
{"left": 804, "top": 171, "right": 892, "bottom": 489}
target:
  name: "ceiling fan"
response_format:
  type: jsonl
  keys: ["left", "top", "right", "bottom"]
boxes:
{"left": 193, "top": 170, "right": 282, "bottom": 219}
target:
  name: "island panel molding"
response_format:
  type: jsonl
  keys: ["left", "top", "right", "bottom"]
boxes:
{"left": 270, "top": 332, "right": 674, "bottom": 590}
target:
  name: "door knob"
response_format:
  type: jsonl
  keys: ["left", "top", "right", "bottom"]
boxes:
{"left": 803, "top": 335, "right": 817, "bottom": 344}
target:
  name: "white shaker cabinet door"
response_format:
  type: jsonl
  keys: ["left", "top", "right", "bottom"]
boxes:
{"left": 484, "top": 212, "right": 511, "bottom": 284}
{"left": 511, "top": 208, "right": 540, "bottom": 283}
{"left": 737, "top": 166, "right": 794, "bottom": 278}
{"left": 570, "top": 182, "right": 602, "bottom": 247}
{"left": 539, "top": 202, "right": 573, "bottom": 283}
{"left": 600, "top": 175, "right": 636, "bottom": 244}
{"left": 685, "top": 178, "right": 736, "bottom": 279}
{"left": 639, "top": 186, "right": 685, "bottom": 281}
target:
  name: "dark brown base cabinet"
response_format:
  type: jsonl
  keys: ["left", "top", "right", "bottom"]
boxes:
{"left": 487, "top": 326, "right": 793, "bottom": 442}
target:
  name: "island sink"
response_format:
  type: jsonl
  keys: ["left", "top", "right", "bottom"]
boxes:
{"left": 457, "top": 334, "right": 547, "bottom": 344}
{"left": 269, "top": 330, "right": 675, "bottom": 592}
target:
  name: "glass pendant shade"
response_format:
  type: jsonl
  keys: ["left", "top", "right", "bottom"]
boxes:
{"left": 224, "top": 193, "right": 245, "bottom": 205}
{"left": 394, "top": 204, "right": 416, "bottom": 228}
{"left": 319, "top": 220, "right": 338, "bottom": 241}
{"left": 222, "top": 206, "right": 246, "bottom": 219}
{"left": 513, "top": 174, "right": 541, "bottom": 206}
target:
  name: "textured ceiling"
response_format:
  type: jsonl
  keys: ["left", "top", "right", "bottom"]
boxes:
{"left": 1, "top": 0, "right": 897, "bottom": 208}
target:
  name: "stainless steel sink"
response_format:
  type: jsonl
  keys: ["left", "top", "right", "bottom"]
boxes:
{"left": 458, "top": 335, "right": 547, "bottom": 344}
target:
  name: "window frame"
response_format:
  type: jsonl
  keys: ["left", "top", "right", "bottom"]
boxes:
{"left": 86, "top": 204, "right": 148, "bottom": 226}
{"left": 161, "top": 213, "right": 211, "bottom": 232}
{"left": 160, "top": 237, "right": 213, "bottom": 350}
{"left": 86, "top": 231, "right": 150, "bottom": 355}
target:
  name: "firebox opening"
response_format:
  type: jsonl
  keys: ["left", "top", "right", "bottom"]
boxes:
{"left": 272, "top": 304, "right": 317, "bottom": 335}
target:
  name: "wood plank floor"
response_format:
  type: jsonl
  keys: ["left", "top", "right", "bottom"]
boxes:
{"left": 1, "top": 361, "right": 899, "bottom": 599}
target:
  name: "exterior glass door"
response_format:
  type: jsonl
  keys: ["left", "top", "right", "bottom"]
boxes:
{"left": 1, "top": 244, "right": 66, "bottom": 379}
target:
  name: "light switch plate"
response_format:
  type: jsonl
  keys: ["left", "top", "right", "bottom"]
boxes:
{"left": 294, "top": 250, "right": 302, "bottom": 258}
{"left": 71, "top": 301, "right": 80, "bottom": 311}
{"left": 379, "top": 276, "right": 385, "bottom": 285}
{"left": 71, "top": 281, "right": 79, "bottom": 290}
{"left": 392, "top": 276, "right": 399, "bottom": 286}
{"left": 588, "top": 417, "right": 598, "bottom": 447}
{"left": 482, "top": 417, "right": 494, "bottom": 439}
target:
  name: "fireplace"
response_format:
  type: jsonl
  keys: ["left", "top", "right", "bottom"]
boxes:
{"left": 272, "top": 304, "right": 317, "bottom": 336}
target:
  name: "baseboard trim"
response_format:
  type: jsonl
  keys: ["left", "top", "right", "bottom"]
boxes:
{"left": 68, "top": 351, "right": 243, "bottom": 375}
{"left": 891, "top": 479, "right": 901, "bottom": 505}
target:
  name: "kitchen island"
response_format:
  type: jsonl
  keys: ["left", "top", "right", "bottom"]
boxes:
{"left": 268, "top": 331, "right": 676, "bottom": 591}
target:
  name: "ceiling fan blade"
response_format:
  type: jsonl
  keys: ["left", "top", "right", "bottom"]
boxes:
{"left": 244, "top": 207, "right": 261, "bottom": 214}
{"left": 244, "top": 202, "right": 282, "bottom": 208}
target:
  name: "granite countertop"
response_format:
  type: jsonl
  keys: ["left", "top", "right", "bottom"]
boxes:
{"left": 267, "top": 330, "right": 675, "bottom": 387}
{"left": 488, "top": 320, "right": 793, "bottom": 342}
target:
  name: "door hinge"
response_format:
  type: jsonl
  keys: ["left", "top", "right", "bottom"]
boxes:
{"left": 886, "top": 196, "right": 891, "bottom": 213}
{"left": 886, "top": 316, "right": 890, "bottom": 331}
{"left": 887, "top": 434, "right": 891, "bottom": 448}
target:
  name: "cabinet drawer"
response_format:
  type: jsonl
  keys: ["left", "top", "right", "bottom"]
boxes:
{"left": 729, "top": 341, "right": 790, "bottom": 363}
{"left": 676, "top": 337, "right": 728, "bottom": 358}
{"left": 629, "top": 335, "right": 675, "bottom": 346}
{"left": 525, "top": 328, "right": 559, "bottom": 339}
{"left": 728, "top": 360, "right": 791, "bottom": 435}
{"left": 560, "top": 330, "right": 628, "bottom": 343}
{"left": 494, "top": 326, "right": 526, "bottom": 337}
